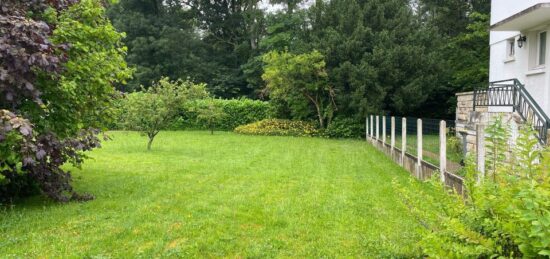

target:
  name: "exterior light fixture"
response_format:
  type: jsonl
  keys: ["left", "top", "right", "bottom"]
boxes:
{"left": 517, "top": 35, "right": 527, "bottom": 48}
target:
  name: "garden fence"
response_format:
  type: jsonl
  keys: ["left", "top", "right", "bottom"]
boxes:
{"left": 366, "top": 115, "right": 465, "bottom": 194}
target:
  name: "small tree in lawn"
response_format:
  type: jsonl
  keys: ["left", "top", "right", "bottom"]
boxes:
{"left": 195, "top": 99, "right": 227, "bottom": 135}
{"left": 123, "top": 78, "right": 208, "bottom": 150}
{"left": 262, "top": 50, "right": 336, "bottom": 129}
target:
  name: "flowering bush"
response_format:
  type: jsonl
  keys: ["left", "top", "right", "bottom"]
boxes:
{"left": 234, "top": 119, "right": 318, "bottom": 137}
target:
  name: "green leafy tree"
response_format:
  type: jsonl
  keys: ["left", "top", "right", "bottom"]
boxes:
{"left": 268, "top": 0, "right": 488, "bottom": 119}
{"left": 418, "top": 0, "right": 490, "bottom": 37}
{"left": 417, "top": 0, "right": 490, "bottom": 117}
{"left": 159, "top": 0, "right": 266, "bottom": 97}
{"left": 107, "top": 0, "right": 214, "bottom": 91}
{"left": 107, "top": 0, "right": 492, "bottom": 119}
{"left": 45, "top": 0, "right": 133, "bottom": 137}
{"left": 122, "top": 78, "right": 208, "bottom": 150}
{"left": 241, "top": 10, "right": 309, "bottom": 97}
{"left": 0, "top": 0, "right": 132, "bottom": 202}
{"left": 262, "top": 50, "right": 335, "bottom": 128}
{"left": 108, "top": 0, "right": 268, "bottom": 97}
{"left": 298, "top": 0, "right": 446, "bottom": 118}
{"left": 194, "top": 99, "right": 227, "bottom": 135}
{"left": 447, "top": 12, "right": 489, "bottom": 91}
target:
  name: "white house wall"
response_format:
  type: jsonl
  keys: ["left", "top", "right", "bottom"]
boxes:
{"left": 490, "top": 0, "right": 544, "bottom": 24}
{"left": 489, "top": 0, "right": 550, "bottom": 115}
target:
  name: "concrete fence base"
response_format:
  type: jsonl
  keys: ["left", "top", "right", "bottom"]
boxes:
{"left": 367, "top": 116, "right": 464, "bottom": 195}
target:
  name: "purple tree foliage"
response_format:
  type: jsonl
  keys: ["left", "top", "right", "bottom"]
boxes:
{"left": 1, "top": 0, "right": 102, "bottom": 202}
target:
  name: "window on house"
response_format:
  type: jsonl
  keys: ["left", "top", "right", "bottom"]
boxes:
{"left": 507, "top": 39, "right": 515, "bottom": 58}
{"left": 539, "top": 31, "right": 547, "bottom": 66}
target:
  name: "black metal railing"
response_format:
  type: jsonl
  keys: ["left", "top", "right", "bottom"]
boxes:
{"left": 474, "top": 79, "right": 550, "bottom": 144}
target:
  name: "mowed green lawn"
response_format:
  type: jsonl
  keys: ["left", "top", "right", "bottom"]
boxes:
{"left": 0, "top": 131, "right": 427, "bottom": 257}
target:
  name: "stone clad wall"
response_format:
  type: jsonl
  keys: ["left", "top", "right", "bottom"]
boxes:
{"left": 456, "top": 92, "right": 479, "bottom": 122}
{"left": 455, "top": 92, "right": 523, "bottom": 155}
{"left": 455, "top": 92, "right": 487, "bottom": 155}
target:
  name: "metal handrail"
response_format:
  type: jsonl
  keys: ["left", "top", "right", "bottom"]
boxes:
{"left": 473, "top": 79, "right": 550, "bottom": 144}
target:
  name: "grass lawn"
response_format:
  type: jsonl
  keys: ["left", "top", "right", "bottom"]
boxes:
{"left": 0, "top": 131, "right": 428, "bottom": 257}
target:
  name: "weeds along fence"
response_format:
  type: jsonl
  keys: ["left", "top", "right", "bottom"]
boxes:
{"left": 366, "top": 115, "right": 465, "bottom": 194}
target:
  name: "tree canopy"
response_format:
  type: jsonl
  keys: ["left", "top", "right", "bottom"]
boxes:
{"left": 262, "top": 50, "right": 334, "bottom": 128}
{"left": 0, "top": 0, "right": 131, "bottom": 202}
{"left": 108, "top": 0, "right": 490, "bottom": 119}
{"left": 121, "top": 78, "right": 209, "bottom": 150}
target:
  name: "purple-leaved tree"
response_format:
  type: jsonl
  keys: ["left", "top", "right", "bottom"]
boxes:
{"left": 0, "top": 0, "right": 131, "bottom": 202}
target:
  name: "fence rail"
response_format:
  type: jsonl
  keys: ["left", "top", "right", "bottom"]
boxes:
{"left": 366, "top": 115, "right": 464, "bottom": 194}
{"left": 474, "top": 79, "right": 550, "bottom": 144}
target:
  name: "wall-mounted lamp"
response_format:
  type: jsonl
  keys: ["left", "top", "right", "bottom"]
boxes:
{"left": 518, "top": 35, "right": 527, "bottom": 48}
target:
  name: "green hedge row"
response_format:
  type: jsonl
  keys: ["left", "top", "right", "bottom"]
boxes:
{"left": 112, "top": 95, "right": 366, "bottom": 138}
{"left": 322, "top": 117, "right": 364, "bottom": 139}
{"left": 170, "top": 98, "right": 273, "bottom": 130}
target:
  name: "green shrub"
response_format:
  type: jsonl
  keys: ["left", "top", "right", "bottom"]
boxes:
{"left": 193, "top": 98, "right": 227, "bottom": 134}
{"left": 322, "top": 117, "right": 364, "bottom": 138}
{"left": 447, "top": 135, "right": 462, "bottom": 155}
{"left": 114, "top": 97, "right": 272, "bottom": 131}
{"left": 446, "top": 135, "right": 464, "bottom": 166}
{"left": 172, "top": 98, "right": 272, "bottom": 131}
{"left": 234, "top": 119, "right": 318, "bottom": 137}
{"left": 121, "top": 78, "right": 209, "bottom": 150}
{"left": 395, "top": 118, "right": 550, "bottom": 257}
{"left": 107, "top": 94, "right": 125, "bottom": 130}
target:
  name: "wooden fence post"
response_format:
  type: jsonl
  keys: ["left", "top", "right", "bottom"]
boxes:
{"left": 376, "top": 115, "right": 380, "bottom": 142}
{"left": 382, "top": 116, "right": 386, "bottom": 145}
{"left": 401, "top": 118, "right": 406, "bottom": 166}
{"left": 476, "top": 124, "right": 485, "bottom": 182}
{"left": 439, "top": 120, "right": 447, "bottom": 183}
{"left": 417, "top": 119, "right": 423, "bottom": 179}
{"left": 391, "top": 117, "right": 395, "bottom": 156}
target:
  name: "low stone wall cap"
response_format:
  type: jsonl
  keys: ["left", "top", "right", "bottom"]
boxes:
{"left": 456, "top": 91, "right": 474, "bottom": 96}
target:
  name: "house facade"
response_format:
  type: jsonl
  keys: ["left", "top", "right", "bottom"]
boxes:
{"left": 455, "top": 1, "right": 550, "bottom": 153}
{"left": 490, "top": 1, "right": 550, "bottom": 115}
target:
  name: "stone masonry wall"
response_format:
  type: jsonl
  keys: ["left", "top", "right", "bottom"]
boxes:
{"left": 455, "top": 92, "right": 487, "bottom": 155}
{"left": 455, "top": 92, "right": 523, "bottom": 156}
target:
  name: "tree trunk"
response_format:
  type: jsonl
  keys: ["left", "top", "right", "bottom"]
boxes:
{"left": 147, "top": 133, "right": 157, "bottom": 151}
{"left": 314, "top": 102, "right": 324, "bottom": 129}
{"left": 147, "top": 137, "right": 154, "bottom": 151}
{"left": 304, "top": 92, "right": 325, "bottom": 129}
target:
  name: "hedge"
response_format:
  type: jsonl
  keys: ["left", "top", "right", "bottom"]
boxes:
{"left": 171, "top": 98, "right": 273, "bottom": 130}
{"left": 321, "top": 117, "right": 364, "bottom": 139}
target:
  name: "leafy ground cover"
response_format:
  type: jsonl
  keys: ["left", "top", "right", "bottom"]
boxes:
{"left": 1, "top": 131, "right": 429, "bottom": 257}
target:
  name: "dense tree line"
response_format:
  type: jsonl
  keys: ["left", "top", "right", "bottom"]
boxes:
{"left": 108, "top": 0, "right": 489, "bottom": 120}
